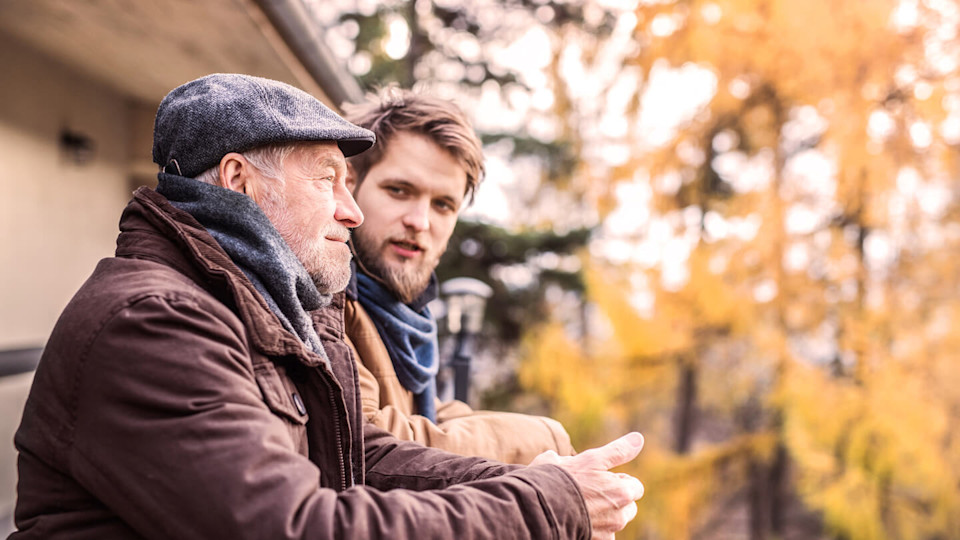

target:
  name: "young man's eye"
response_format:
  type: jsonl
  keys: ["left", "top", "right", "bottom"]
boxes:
{"left": 434, "top": 200, "right": 456, "bottom": 213}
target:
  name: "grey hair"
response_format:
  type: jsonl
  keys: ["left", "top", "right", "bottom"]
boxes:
{"left": 193, "top": 144, "right": 298, "bottom": 187}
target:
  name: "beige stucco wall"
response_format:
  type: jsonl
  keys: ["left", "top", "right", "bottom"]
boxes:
{"left": 0, "top": 32, "right": 141, "bottom": 350}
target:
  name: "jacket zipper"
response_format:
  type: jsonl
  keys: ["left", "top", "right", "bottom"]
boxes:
{"left": 328, "top": 388, "right": 347, "bottom": 491}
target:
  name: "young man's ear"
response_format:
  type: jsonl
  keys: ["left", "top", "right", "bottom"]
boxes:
{"left": 217, "top": 152, "right": 263, "bottom": 202}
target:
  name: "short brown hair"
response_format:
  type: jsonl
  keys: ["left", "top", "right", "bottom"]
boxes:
{"left": 342, "top": 88, "right": 484, "bottom": 204}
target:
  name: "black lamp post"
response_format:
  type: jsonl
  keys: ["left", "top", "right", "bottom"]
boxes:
{"left": 440, "top": 277, "right": 493, "bottom": 404}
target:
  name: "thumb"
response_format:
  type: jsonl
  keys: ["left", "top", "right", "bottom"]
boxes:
{"left": 580, "top": 432, "right": 644, "bottom": 470}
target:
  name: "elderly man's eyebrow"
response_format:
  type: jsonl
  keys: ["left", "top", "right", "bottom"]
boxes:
{"left": 306, "top": 154, "right": 346, "bottom": 178}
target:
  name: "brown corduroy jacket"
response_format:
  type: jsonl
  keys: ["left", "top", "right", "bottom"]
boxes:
{"left": 11, "top": 186, "right": 590, "bottom": 540}
{"left": 344, "top": 283, "right": 575, "bottom": 465}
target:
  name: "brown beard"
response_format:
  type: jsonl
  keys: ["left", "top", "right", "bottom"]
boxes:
{"left": 352, "top": 229, "right": 443, "bottom": 304}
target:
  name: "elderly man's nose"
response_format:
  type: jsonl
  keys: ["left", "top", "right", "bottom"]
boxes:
{"left": 335, "top": 185, "right": 363, "bottom": 227}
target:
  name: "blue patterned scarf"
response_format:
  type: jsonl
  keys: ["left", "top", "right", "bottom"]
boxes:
{"left": 156, "top": 173, "right": 329, "bottom": 364}
{"left": 356, "top": 272, "right": 438, "bottom": 421}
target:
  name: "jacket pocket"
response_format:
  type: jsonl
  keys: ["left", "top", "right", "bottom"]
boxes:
{"left": 254, "top": 363, "right": 309, "bottom": 425}
{"left": 254, "top": 362, "right": 311, "bottom": 456}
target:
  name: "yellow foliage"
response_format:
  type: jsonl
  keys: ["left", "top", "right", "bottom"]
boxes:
{"left": 518, "top": 321, "right": 627, "bottom": 443}
{"left": 782, "top": 358, "right": 960, "bottom": 539}
{"left": 586, "top": 265, "right": 693, "bottom": 358}
{"left": 516, "top": 0, "right": 960, "bottom": 537}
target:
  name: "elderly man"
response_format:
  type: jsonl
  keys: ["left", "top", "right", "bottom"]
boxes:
{"left": 12, "top": 74, "right": 644, "bottom": 539}
{"left": 342, "top": 90, "right": 575, "bottom": 464}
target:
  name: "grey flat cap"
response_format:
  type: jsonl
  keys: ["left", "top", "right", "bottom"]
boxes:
{"left": 153, "top": 73, "right": 375, "bottom": 178}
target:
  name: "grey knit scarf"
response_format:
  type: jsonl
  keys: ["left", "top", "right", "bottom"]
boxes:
{"left": 156, "top": 173, "right": 329, "bottom": 364}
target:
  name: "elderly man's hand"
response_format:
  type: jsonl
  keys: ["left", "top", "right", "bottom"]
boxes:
{"left": 530, "top": 432, "right": 645, "bottom": 540}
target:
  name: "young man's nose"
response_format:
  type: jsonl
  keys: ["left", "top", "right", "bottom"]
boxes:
{"left": 401, "top": 200, "right": 430, "bottom": 232}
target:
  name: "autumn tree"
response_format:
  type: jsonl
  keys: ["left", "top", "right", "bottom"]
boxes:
{"left": 323, "top": 0, "right": 960, "bottom": 537}
{"left": 522, "top": 0, "right": 960, "bottom": 538}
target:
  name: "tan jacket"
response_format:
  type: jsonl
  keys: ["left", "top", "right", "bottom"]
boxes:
{"left": 344, "top": 293, "right": 575, "bottom": 464}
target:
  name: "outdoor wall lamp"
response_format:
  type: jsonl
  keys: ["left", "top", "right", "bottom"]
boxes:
{"left": 60, "top": 129, "right": 96, "bottom": 165}
{"left": 440, "top": 277, "right": 493, "bottom": 404}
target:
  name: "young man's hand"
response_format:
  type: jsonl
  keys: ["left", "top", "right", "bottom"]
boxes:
{"left": 531, "top": 432, "right": 645, "bottom": 540}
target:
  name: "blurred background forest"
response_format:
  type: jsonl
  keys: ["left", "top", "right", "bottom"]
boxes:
{"left": 312, "top": 1, "right": 960, "bottom": 538}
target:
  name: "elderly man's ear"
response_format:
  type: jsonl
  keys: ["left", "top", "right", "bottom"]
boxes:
{"left": 217, "top": 152, "right": 265, "bottom": 203}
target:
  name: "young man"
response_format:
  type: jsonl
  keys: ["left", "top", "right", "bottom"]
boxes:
{"left": 343, "top": 91, "right": 575, "bottom": 464}
{"left": 11, "top": 74, "right": 644, "bottom": 539}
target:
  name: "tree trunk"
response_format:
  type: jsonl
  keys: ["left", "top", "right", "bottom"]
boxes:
{"left": 404, "top": 2, "right": 421, "bottom": 87}
{"left": 674, "top": 359, "right": 697, "bottom": 454}
{"left": 768, "top": 442, "right": 787, "bottom": 536}
{"left": 748, "top": 459, "right": 768, "bottom": 540}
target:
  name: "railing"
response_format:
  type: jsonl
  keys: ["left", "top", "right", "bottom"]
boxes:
{"left": 0, "top": 348, "right": 41, "bottom": 378}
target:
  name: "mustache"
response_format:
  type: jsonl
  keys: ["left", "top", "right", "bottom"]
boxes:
{"left": 385, "top": 234, "right": 425, "bottom": 250}
{"left": 321, "top": 223, "right": 351, "bottom": 243}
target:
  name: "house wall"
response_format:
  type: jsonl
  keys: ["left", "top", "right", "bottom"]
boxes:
{"left": 0, "top": 32, "right": 140, "bottom": 350}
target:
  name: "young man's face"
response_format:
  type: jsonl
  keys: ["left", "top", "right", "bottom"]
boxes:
{"left": 256, "top": 141, "right": 364, "bottom": 293}
{"left": 350, "top": 131, "right": 467, "bottom": 304}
